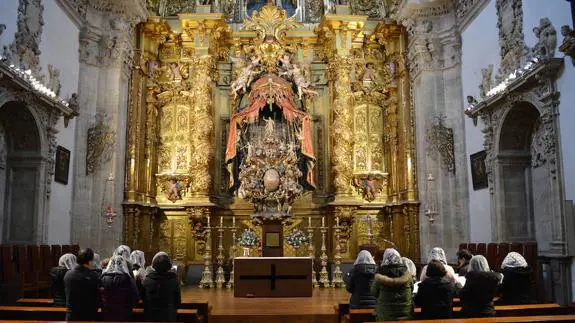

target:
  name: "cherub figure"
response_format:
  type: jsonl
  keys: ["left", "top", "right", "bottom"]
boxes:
{"left": 292, "top": 64, "right": 318, "bottom": 99}
{"left": 278, "top": 51, "right": 294, "bottom": 77}
{"left": 167, "top": 178, "right": 182, "bottom": 202}
{"left": 169, "top": 62, "right": 182, "bottom": 82}
{"left": 363, "top": 175, "right": 377, "bottom": 201}
{"left": 231, "top": 55, "right": 261, "bottom": 99}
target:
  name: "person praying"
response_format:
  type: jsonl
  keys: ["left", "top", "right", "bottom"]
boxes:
{"left": 100, "top": 255, "right": 139, "bottom": 321}
{"left": 402, "top": 257, "right": 417, "bottom": 282}
{"left": 420, "top": 247, "right": 461, "bottom": 288}
{"left": 371, "top": 248, "right": 414, "bottom": 321}
{"left": 344, "top": 250, "right": 377, "bottom": 309}
{"left": 114, "top": 245, "right": 135, "bottom": 278}
{"left": 497, "top": 252, "right": 531, "bottom": 305}
{"left": 64, "top": 248, "right": 100, "bottom": 321}
{"left": 455, "top": 249, "right": 473, "bottom": 276}
{"left": 130, "top": 250, "right": 147, "bottom": 292}
{"left": 50, "top": 253, "right": 76, "bottom": 306}
{"left": 141, "top": 252, "right": 181, "bottom": 322}
{"left": 414, "top": 260, "right": 456, "bottom": 319}
{"left": 458, "top": 255, "right": 502, "bottom": 318}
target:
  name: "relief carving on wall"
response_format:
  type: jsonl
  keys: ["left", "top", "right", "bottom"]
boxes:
{"left": 86, "top": 113, "right": 116, "bottom": 175}
{"left": 495, "top": 0, "right": 525, "bottom": 81}
{"left": 350, "top": 0, "right": 386, "bottom": 19}
{"left": 3, "top": 0, "right": 45, "bottom": 79}
{"left": 426, "top": 114, "right": 455, "bottom": 174}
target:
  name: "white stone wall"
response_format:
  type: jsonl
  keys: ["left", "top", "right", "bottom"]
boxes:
{"left": 41, "top": 0, "right": 79, "bottom": 244}
{"left": 0, "top": 1, "right": 19, "bottom": 50}
{"left": 461, "top": 0, "right": 499, "bottom": 243}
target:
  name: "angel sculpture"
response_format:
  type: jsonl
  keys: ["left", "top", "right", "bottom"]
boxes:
{"left": 167, "top": 178, "right": 182, "bottom": 202}
{"left": 292, "top": 64, "right": 318, "bottom": 99}
{"left": 363, "top": 175, "right": 377, "bottom": 201}
{"left": 231, "top": 55, "right": 261, "bottom": 99}
{"left": 278, "top": 52, "right": 294, "bottom": 77}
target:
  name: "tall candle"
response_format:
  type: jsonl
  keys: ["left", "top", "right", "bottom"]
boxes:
{"left": 233, "top": 216, "right": 236, "bottom": 226}
{"left": 321, "top": 216, "right": 325, "bottom": 227}
{"left": 308, "top": 216, "right": 312, "bottom": 227}
{"left": 220, "top": 216, "right": 223, "bottom": 227}
{"left": 336, "top": 216, "right": 339, "bottom": 227}
{"left": 207, "top": 215, "right": 210, "bottom": 227}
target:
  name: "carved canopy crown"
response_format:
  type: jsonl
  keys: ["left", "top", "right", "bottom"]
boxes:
{"left": 242, "top": 1, "right": 302, "bottom": 45}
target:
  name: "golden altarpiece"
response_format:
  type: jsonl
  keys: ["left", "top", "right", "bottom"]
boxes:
{"left": 122, "top": 2, "right": 420, "bottom": 279}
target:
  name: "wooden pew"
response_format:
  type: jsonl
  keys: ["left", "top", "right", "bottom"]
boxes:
{"left": 364, "top": 314, "right": 575, "bottom": 322}
{"left": 15, "top": 298, "right": 210, "bottom": 323}
{"left": 345, "top": 304, "right": 572, "bottom": 323}
{"left": 0, "top": 305, "right": 198, "bottom": 322}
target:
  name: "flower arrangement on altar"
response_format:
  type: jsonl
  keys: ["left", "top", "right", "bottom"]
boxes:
{"left": 238, "top": 228, "right": 260, "bottom": 248}
{"left": 286, "top": 228, "right": 308, "bottom": 248}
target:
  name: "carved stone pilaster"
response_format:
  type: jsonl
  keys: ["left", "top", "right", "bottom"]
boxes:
{"left": 495, "top": 0, "right": 526, "bottom": 81}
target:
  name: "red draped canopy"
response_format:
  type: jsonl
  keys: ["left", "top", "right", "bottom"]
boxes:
{"left": 225, "top": 74, "right": 315, "bottom": 187}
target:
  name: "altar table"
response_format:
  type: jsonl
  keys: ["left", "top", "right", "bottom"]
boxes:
{"left": 234, "top": 257, "right": 313, "bottom": 297}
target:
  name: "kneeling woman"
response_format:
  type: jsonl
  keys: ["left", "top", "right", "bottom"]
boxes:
{"left": 344, "top": 250, "right": 377, "bottom": 309}
{"left": 371, "top": 248, "right": 414, "bottom": 321}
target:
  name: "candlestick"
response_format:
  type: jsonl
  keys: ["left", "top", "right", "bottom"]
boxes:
{"left": 227, "top": 217, "right": 237, "bottom": 289}
{"left": 215, "top": 217, "right": 225, "bottom": 288}
{"left": 319, "top": 225, "right": 330, "bottom": 287}
{"left": 332, "top": 222, "right": 345, "bottom": 288}
{"left": 199, "top": 214, "right": 213, "bottom": 288}
{"left": 307, "top": 218, "right": 318, "bottom": 288}
{"left": 321, "top": 216, "right": 325, "bottom": 227}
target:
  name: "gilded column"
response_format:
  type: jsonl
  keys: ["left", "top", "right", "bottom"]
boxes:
{"left": 329, "top": 56, "right": 355, "bottom": 198}
{"left": 144, "top": 87, "right": 159, "bottom": 204}
{"left": 188, "top": 55, "right": 217, "bottom": 199}
{"left": 124, "top": 49, "right": 143, "bottom": 202}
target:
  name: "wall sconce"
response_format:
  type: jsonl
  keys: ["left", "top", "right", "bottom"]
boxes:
{"left": 425, "top": 173, "right": 439, "bottom": 223}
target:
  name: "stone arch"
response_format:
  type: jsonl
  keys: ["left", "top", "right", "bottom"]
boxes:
{"left": 0, "top": 101, "right": 44, "bottom": 243}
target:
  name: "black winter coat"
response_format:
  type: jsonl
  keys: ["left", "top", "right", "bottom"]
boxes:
{"left": 457, "top": 261, "right": 470, "bottom": 276}
{"left": 344, "top": 264, "right": 377, "bottom": 309}
{"left": 64, "top": 266, "right": 101, "bottom": 321}
{"left": 100, "top": 272, "right": 139, "bottom": 321}
{"left": 414, "top": 277, "right": 456, "bottom": 319}
{"left": 142, "top": 270, "right": 181, "bottom": 322}
{"left": 458, "top": 271, "right": 502, "bottom": 318}
{"left": 50, "top": 266, "right": 68, "bottom": 306}
{"left": 497, "top": 267, "right": 531, "bottom": 305}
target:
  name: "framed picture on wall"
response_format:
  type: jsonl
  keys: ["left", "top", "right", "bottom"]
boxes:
{"left": 470, "top": 150, "right": 488, "bottom": 190}
{"left": 55, "top": 146, "right": 71, "bottom": 185}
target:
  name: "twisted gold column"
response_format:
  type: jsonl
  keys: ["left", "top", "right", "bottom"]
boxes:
{"left": 188, "top": 55, "right": 216, "bottom": 199}
{"left": 329, "top": 56, "right": 354, "bottom": 198}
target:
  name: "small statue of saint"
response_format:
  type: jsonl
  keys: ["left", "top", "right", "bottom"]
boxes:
{"left": 363, "top": 176, "right": 377, "bottom": 201}
{"left": 167, "top": 178, "right": 182, "bottom": 202}
{"left": 360, "top": 63, "right": 379, "bottom": 89}
{"left": 264, "top": 117, "right": 275, "bottom": 137}
{"left": 169, "top": 62, "right": 182, "bottom": 82}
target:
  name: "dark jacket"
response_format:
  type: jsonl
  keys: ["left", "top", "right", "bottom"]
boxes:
{"left": 345, "top": 264, "right": 377, "bottom": 309}
{"left": 458, "top": 271, "right": 502, "bottom": 317}
{"left": 457, "top": 261, "right": 470, "bottom": 276}
{"left": 50, "top": 266, "right": 68, "bottom": 306}
{"left": 64, "top": 265, "right": 101, "bottom": 321}
{"left": 371, "top": 264, "right": 414, "bottom": 321}
{"left": 100, "top": 272, "right": 139, "bottom": 321}
{"left": 414, "top": 277, "right": 456, "bottom": 319}
{"left": 497, "top": 267, "right": 531, "bottom": 305}
{"left": 142, "top": 270, "right": 181, "bottom": 322}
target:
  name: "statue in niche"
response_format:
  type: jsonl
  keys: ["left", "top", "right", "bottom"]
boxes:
{"left": 167, "top": 177, "right": 183, "bottom": 202}
{"left": 559, "top": 25, "right": 575, "bottom": 63}
{"left": 479, "top": 64, "right": 493, "bottom": 98}
{"left": 147, "top": 59, "right": 160, "bottom": 79}
{"left": 532, "top": 18, "right": 557, "bottom": 59}
{"left": 47, "top": 64, "right": 61, "bottom": 96}
{"left": 385, "top": 61, "right": 396, "bottom": 87}
{"left": 358, "top": 62, "right": 380, "bottom": 90}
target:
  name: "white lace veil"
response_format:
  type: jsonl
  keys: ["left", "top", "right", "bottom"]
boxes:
{"left": 501, "top": 252, "right": 528, "bottom": 269}
{"left": 428, "top": 247, "right": 448, "bottom": 265}
{"left": 354, "top": 250, "right": 375, "bottom": 265}
{"left": 105, "top": 255, "right": 130, "bottom": 274}
{"left": 381, "top": 248, "right": 402, "bottom": 266}
{"left": 403, "top": 257, "right": 417, "bottom": 276}
{"left": 114, "top": 245, "right": 131, "bottom": 262}
{"left": 130, "top": 250, "right": 146, "bottom": 268}
{"left": 58, "top": 253, "right": 77, "bottom": 270}
{"left": 468, "top": 255, "right": 490, "bottom": 272}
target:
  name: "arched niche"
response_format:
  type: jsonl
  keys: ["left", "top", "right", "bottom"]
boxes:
{"left": 0, "top": 101, "right": 42, "bottom": 244}
{"left": 495, "top": 102, "right": 540, "bottom": 242}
